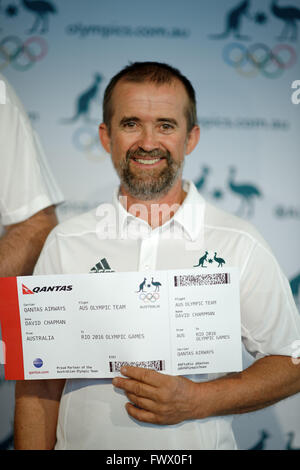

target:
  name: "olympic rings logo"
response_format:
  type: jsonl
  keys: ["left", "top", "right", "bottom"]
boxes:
{"left": 72, "top": 126, "right": 107, "bottom": 162}
{"left": 139, "top": 292, "right": 160, "bottom": 303}
{"left": 222, "top": 43, "right": 297, "bottom": 79}
{"left": 0, "top": 35, "right": 48, "bottom": 72}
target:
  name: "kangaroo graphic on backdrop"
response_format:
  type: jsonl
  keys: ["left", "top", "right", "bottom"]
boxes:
{"left": 61, "top": 73, "right": 103, "bottom": 124}
{"left": 271, "top": 0, "right": 300, "bottom": 41}
{"left": 21, "top": 0, "right": 57, "bottom": 34}
{"left": 209, "top": 0, "right": 252, "bottom": 40}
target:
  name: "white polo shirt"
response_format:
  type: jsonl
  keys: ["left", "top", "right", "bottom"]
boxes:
{"left": 34, "top": 180, "right": 300, "bottom": 450}
{"left": 0, "top": 73, "right": 63, "bottom": 233}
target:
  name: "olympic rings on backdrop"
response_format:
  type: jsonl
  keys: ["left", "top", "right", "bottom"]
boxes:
{"left": 0, "top": 36, "right": 48, "bottom": 72}
{"left": 222, "top": 43, "right": 297, "bottom": 79}
{"left": 272, "top": 44, "right": 297, "bottom": 69}
{"left": 72, "top": 126, "right": 106, "bottom": 162}
{"left": 139, "top": 292, "right": 160, "bottom": 303}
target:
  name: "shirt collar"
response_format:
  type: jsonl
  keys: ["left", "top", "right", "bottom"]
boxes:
{"left": 112, "top": 180, "right": 205, "bottom": 242}
{"left": 172, "top": 180, "right": 205, "bottom": 241}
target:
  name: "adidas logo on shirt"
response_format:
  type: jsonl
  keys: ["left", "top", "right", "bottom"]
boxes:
{"left": 89, "top": 258, "right": 114, "bottom": 273}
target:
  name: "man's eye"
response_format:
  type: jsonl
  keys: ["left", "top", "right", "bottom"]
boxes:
{"left": 123, "top": 121, "right": 136, "bottom": 128}
{"left": 161, "top": 123, "right": 174, "bottom": 131}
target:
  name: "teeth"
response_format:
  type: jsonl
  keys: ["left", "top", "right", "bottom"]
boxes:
{"left": 135, "top": 158, "right": 161, "bottom": 165}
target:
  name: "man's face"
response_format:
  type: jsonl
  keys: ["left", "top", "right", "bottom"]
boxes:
{"left": 100, "top": 79, "right": 199, "bottom": 200}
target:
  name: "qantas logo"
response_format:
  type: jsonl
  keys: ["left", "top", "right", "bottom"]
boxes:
{"left": 22, "top": 283, "right": 73, "bottom": 294}
{"left": 22, "top": 284, "right": 34, "bottom": 295}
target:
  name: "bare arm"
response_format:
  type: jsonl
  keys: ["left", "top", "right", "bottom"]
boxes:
{"left": 0, "top": 206, "right": 58, "bottom": 277}
{"left": 199, "top": 355, "right": 300, "bottom": 417}
{"left": 112, "top": 355, "right": 300, "bottom": 424}
{"left": 14, "top": 379, "right": 65, "bottom": 450}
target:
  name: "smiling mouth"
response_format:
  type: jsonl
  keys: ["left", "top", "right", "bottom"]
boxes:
{"left": 127, "top": 148, "right": 170, "bottom": 168}
{"left": 132, "top": 157, "right": 164, "bottom": 165}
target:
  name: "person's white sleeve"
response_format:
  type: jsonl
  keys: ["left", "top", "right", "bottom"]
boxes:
{"left": 0, "top": 74, "right": 64, "bottom": 226}
{"left": 240, "top": 241, "right": 300, "bottom": 359}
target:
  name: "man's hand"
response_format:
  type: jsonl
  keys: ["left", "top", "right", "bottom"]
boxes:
{"left": 112, "top": 366, "right": 201, "bottom": 425}
{"left": 112, "top": 357, "right": 300, "bottom": 426}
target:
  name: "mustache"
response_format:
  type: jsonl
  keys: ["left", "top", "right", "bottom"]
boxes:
{"left": 126, "top": 147, "right": 171, "bottom": 161}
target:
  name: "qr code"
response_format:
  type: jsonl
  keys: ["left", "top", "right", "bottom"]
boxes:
{"left": 109, "top": 360, "right": 165, "bottom": 372}
{"left": 174, "top": 273, "right": 230, "bottom": 287}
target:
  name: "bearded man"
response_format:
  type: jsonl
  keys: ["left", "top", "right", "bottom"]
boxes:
{"left": 14, "top": 62, "right": 300, "bottom": 450}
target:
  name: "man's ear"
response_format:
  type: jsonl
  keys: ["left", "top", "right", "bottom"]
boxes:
{"left": 99, "top": 123, "right": 111, "bottom": 153}
{"left": 186, "top": 125, "right": 200, "bottom": 155}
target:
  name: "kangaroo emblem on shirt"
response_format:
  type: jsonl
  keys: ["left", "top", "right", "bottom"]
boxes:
{"left": 194, "top": 251, "right": 226, "bottom": 268}
{"left": 194, "top": 251, "right": 209, "bottom": 267}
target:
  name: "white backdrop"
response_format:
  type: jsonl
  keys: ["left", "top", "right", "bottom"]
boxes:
{"left": 0, "top": 0, "right": 299, "bottom": 450}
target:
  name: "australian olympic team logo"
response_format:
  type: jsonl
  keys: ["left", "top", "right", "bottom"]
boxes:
{"left": 136, "top": 277, "right": 162, "bottom": 303}
{"left": 0, "top": 35, "right": 48, "bottom": 72}
{"left": 0, "top": 0, "right": 57, "bottom": 72}
{"left": 209, "top": 0, "right": 299, "bottom": 79}
{"left": 194, "top": 251, "right": 226, "bottom": 268}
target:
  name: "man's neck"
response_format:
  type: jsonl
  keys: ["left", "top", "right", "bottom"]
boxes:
{"left": 119, "top": 179, "right": 187, "bottom": 229}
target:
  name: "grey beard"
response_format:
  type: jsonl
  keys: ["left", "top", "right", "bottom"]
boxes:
{"left": 116, "top": 148, "right": 184, "bottom": 201}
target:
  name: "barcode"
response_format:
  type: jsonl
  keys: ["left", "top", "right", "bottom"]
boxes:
{"left": 109, "top": 360, "right": 165, "bottom": 372}
{"left": 174, "top": 273, "right": 230, "bottom": 287}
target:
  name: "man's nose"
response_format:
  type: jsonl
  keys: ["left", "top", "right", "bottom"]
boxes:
{"left": 137, "top": 127, "right": 158, "bottom": 151}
